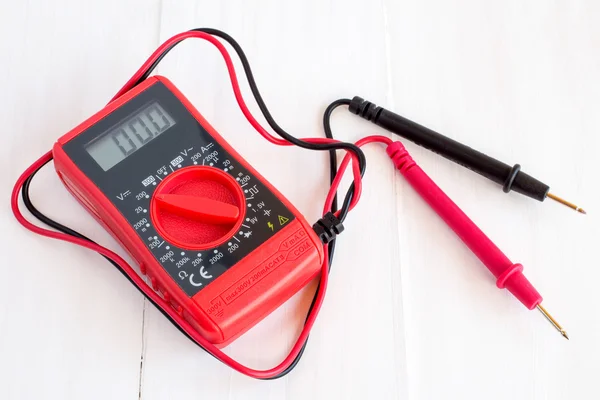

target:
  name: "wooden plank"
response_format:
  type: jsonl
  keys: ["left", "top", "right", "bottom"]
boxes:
{"left": 385, "top": 1, "right": 600, "bottom": 400}
{"left": 0, "top": 1, "right": 161, "bottom": 399}
{"left": 139, "top": 1, "right": 407, "bottom": 399}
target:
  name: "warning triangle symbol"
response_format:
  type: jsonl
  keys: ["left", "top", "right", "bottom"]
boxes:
{"left": 278, "top": 215, "right": 289, "bottom": 225}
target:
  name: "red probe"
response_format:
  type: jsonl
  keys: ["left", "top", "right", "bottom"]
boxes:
{"left": 334, "top": 136, "right": 568, "bottom": 339}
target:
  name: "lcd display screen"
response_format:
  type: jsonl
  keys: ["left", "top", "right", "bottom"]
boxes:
{"left": 85, "top": 102, "right": 175, "bottom": 171}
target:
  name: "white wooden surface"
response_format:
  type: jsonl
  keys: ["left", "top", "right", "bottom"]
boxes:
{"left": 1, "top": 1, "right": 598, "bottom": 399}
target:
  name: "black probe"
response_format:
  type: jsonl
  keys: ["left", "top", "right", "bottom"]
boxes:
{"left": 348, "top": 96, "right": 585, "bottom": 214}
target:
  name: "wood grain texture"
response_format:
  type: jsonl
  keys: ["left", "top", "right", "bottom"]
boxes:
{"left": 0, "top": 0, "right": 598, "bottom": 399}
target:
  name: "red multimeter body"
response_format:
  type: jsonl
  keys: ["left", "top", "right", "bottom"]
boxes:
{"left": 53, "top": 76, "right": 324, "bottom": 347}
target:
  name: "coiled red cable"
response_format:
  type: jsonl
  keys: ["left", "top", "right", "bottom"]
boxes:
{"left": 11, "top": 31, "right": 390, "bottom": 379}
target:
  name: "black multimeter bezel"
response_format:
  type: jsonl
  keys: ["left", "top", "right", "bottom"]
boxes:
{"left": 60, "top": 80, "right": 295, "bottom": 296}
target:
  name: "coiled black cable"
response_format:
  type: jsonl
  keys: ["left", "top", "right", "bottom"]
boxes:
{"left": 20, "top": 29, "right": 360, "bottom": 379}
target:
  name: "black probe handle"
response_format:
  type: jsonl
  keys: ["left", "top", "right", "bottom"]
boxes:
{"left": 349, "top": 96, "right": 549, "bottom": 201}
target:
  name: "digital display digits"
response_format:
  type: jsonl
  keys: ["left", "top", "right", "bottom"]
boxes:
{"left": 85, "top": 102, "right": 175, "bottom": 171}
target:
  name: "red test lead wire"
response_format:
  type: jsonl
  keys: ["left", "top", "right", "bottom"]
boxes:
{"left": 11, "top": 31, "right": 369, "bottom": 380}
{"left": 12, "top": 30, "right": 568, "bottom": 382}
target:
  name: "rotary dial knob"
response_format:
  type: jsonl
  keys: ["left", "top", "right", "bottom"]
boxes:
{"left": 150, "top": 166, "right": 245, "bottom": 250}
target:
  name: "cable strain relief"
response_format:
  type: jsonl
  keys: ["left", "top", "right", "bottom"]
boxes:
{"left": 312, "top": 212, "right": 344, "bottom": 244}
{"left": 348, "top": 96, "right": 382, "bottom": 122}
{"left": 502, "top": 164, "right": 521, "bottom": 193}
{"left": 386, "top": 141, "right": 416, "bottom": 173}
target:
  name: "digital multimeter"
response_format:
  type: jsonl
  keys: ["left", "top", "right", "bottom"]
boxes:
{"left": 11, "top": 29, "right": 572, "bottom": 380}
{"left": 53, "top": 76, "right": 324, "bottom": 347}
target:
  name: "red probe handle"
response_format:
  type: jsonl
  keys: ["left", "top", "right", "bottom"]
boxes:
{"left": 387, "top": 142, "right": 542, "bottom": 309}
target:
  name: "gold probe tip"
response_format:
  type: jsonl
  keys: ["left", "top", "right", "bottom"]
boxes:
{"left": 537, "top": 304, "right": 569, "bottom": 340}
{"left": 546, "top": 192, "right": 586, "bottom": 215}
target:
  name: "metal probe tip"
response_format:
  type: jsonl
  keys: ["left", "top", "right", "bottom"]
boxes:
{"left": 546, "top": 193, "right": 586, "bottom": 215}
{"left": 537, "top": 304, "right": 569, "bottom": 340}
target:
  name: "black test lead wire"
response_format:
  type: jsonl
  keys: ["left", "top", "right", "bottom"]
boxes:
{"left": 19, "top": 29, "right": 357, "bottom": 379}
{"left": 348, "top": 96, "right": 586, "bottom": 214}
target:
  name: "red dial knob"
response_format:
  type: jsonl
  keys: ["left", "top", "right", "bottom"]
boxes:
{"left": 150, "top": 166, "right": 245, "bottom": 250}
